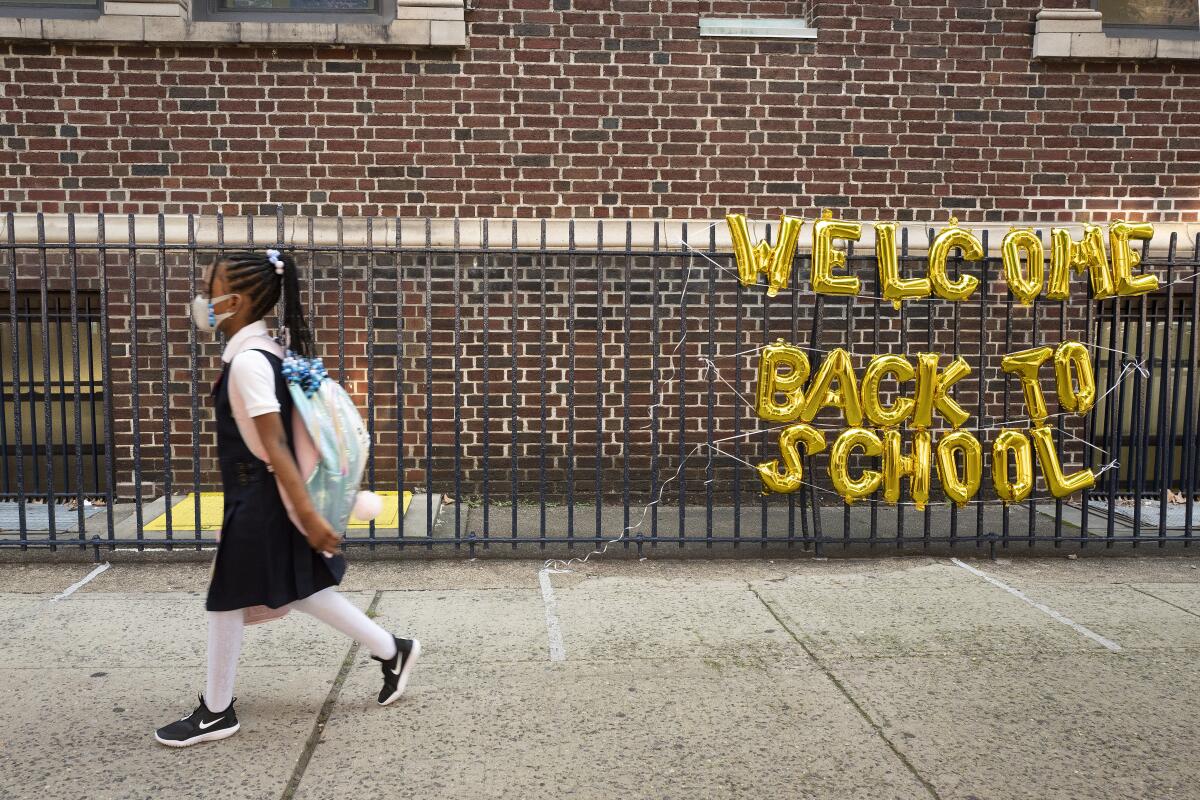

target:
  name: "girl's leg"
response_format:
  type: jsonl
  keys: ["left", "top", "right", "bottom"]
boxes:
{"left": 205, "top": 609, "right": 244, "bottom": 712}
{"left": 290, "top": 587, "right": 397, "bottom": 660}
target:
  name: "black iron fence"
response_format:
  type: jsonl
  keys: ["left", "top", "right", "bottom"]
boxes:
{"left": 1, "top": 212, "right": 1198, "bottom": 557}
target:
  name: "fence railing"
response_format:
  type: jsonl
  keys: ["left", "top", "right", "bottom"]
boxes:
{"left": 1, "top": 212, "right": 1198, "bottom": 557}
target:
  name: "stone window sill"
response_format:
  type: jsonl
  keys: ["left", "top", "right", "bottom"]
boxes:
{"left": 1033, "top": 8, "right": 1200, "bottom": 61}
{"left": 698, "top": 17, "right": 816, "bottom": 40}
{"left": 0, "top": 0, "right": 465, "bottom": 46}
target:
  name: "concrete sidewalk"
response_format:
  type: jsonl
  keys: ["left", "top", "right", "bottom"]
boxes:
{"left": 2, "top": 557, "right": 1199, "bottom": 800}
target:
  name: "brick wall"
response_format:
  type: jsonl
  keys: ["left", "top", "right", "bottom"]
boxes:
{"left": 0, "top": 0, "right": 1194, "bottom": 513}
{"left": 0, "top": 0, "right": 1196, "bottom": 222}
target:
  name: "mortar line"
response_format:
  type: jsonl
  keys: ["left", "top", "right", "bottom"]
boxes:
{"left": 749, "top": 586, "right": 943, "bottom": 800}
{"left": 1129, "top": 586, "right": 1200, "bottom": 619}
{"left": 280, "top": 590, "right": 383, "bottom": 800}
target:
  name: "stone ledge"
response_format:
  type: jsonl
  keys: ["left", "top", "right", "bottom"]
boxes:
{"left": 2, "top": 214, "right": 1195, "bottom": 256}
{"left": 0, "top": 2, "right": 464, "bottom": 46}
{"left": 1032, "top": 6, "right": 1200, "bottom": 61}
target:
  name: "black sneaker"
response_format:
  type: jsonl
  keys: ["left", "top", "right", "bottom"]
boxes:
{"left": 154, "top": 695, "right": 240, "bottom": 748}
{"left": 373, "top": 635, "right": 420, "bottom": 706}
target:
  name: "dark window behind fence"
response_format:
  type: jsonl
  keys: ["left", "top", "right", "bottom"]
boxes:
{"left": 1, "top": 213, "right": 1198, "bottom": 556}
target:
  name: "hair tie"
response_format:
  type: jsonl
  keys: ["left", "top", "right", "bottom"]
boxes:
{"left": 266, "top": 248, "right": 284, "bottom": 276}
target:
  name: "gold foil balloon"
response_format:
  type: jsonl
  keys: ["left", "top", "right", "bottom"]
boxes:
{"left": 755, "top": 340, "right": 810, "bottom": 423}
{"left": 1000, "top": 346, "right": 1053, "bottom": 426}
{"left": 912, "top": 354, "right": 972, "bottom": 429}
{"left": 757, "top": 423, "right": 827, "bottom": 495}
{"left": 992, "top": 429, "right": 1034, "bottom": 504}
{"left": 829, "top": 427, "right": 883, "bottom": 504}
{"left": 883, "top": 429, "right": 932, "bottom": 510}
{"left": 811, "top": 209, "right": 862, "bottom": 296}
{"left": 928, "top": 217, "right": 982, "bottom": 302}
{"left": 861, "top": 354, "right": 915, "bottom": 428}
{"left": 1047, "top": 224, "right": 1114, "bottom": 301}
{"left": 1053, "top": 341, "right": 1096, "bottom": 415}
{"left": 1001, "top": 228, "right": 1045, "bottom": 306}
{"left": 1109, "top": 219, "right": 1158, "bottom": 296}
{"left": 1030, "top": 426, "right": 1096, "bottom": 499}
{"left": 935, "top": 430, "right": 983, "bottom": 507}
{"left": 875, "top": 221, "right": 930, "bottom": 310}
{"left": 726, "top": 214, "right": 805, "bottom": 297}
{"left": 800, "top": 347, "right": 863, "bottom": 427}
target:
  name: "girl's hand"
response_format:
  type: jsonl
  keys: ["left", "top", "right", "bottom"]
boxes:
{"left": 301, "top": 511, "right": 342, "bottom": 556}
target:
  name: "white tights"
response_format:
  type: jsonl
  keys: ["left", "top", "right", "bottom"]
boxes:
{"left": 205, "top": 588, "right": 397, "bottom": 712}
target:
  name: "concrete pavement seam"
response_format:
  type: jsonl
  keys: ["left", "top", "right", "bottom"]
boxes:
{"left": 1129, "top": 586, "right": 1200, "bottom": 619}
{"left": 280, "top": 590, "right": 383, "bottom": 800}
{"left": 749, "top": 585, "right": 943, "bottom": 800}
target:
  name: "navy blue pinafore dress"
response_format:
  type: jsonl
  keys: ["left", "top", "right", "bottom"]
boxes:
{"left": 206, "top": 349, "right": 346, "bottom": 612}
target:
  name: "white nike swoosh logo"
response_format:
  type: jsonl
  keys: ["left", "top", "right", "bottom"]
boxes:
{"left": 390, "top": 663, "right": 402, "bottom": 676}
{"left": 198, "top": 717, "right": 224, "bottom": 730}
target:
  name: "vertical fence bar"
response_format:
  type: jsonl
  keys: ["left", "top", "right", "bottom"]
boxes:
{"left": 1054, "top": 232, "right": 1066, "bottom": 548}
{"left": 425, "top": 217, "right": 435, "bottom": 546}
{"left": 512, "top": 220, "right": 520, "bottom": 548}
{"left": 156, "top": 214, "right": 172, "bottom": 544}
{"left": 925, "top": 229, "right": 935, "bottom": 549}
{"left": 949, "top": 233, "right": 961, "bottom": 547}
{"left": 5, "top": 214, "right": 26, "bottom": 544}
{"left": 789, "top": 242, "right": 801, "bottom": 548}
{"left": 845, "top": 240, "right": 856, "bottom": 550}
{"left": 807, "top": 286, "right": 826, "bottom": 555}
{"left": 187, "top": 216, "right": 202, "bottom": 546}
{"left": 976, "top": 233, "right": 988, "bottom": 549}
{"left": 482, "top": 220, "right": 491, "bottom": 546}
{"left": 127, "top": 214, "right": 143, "bottom": 545}
{"left": 24, "top": 296, "right": 39, "bottom": 496}
{"left": 734, "top": 251, "right": 743, "bottom": 547}
{"left": 650, "top": 222, "right": 661, "bottom": 548}
{"left": 869, "top": 240, "right": 881, "bottom": 550}
{"left": 53, "top": 297, "right": 69, "bottom": 528}
{"left": 1133, "top": 241, "right": 1152, "bottom": 544}
{"left": 366, "top": 217, "right": 378, "bottom": 549}
{"left": 539, "top": 220, "right": 548, "bottom": 548}
{"left": 594, "top": 221, "right": 604, "bottom": 546}
{"left": 1185, "top": 237, "right": 1200, "bottom": 543}
{"left": 678, "top": 222, "right": 688, "bottom": 546}
{"left": 86, "top": 295, "right": 100, "bottom": 494}
{"left": 1158, "top": 235, "right": 1178, "bottom": 546}
{"left": 36, "top": 215, "right": 56, "bottom": 543}
{"left": 1027, "top": 239, "right": 1039, "bottom": 549}
{"left": 566, "top": 220, "right": 575, "bottom": 546}
{"left": 762, "top": 223, "right": 772, "bottom": 549}
{"left": 66, "top": 216, "right": 86, "bottom": 540}
{"left": 98, "top": 215, "right": 115, "bottom": 543}
{"left": 621, "top": 221, "right": 632, "bottom": 551}
{"left": 706, "top": 224, "right": 716, "bottom": 548}
{"left": 895, "top": 228, "right": 906, "bottom": 551}
{"left": 453, "top": 218, "right": 462, "bottom": 548}
{"left": 396, "top": 217, "right": 405, "bottom": 547}
{"left": 1104, "top": 295, "right": 1123, "bottom": 547}
{"left": 1001, "top": 235, "right": 1013, "bottom": 550}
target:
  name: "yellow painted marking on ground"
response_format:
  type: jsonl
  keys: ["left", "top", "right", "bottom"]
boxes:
{"left": 144, "top": 491, "right": 413, "bottom": 531}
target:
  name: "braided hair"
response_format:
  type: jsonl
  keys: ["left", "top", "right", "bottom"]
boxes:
{"left": 216, "top": 249, "right": 315, "bottom": 358}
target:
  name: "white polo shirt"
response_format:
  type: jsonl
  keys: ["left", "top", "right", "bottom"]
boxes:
{"left": 222, "top": 320, "right": 282, "bottom": 418}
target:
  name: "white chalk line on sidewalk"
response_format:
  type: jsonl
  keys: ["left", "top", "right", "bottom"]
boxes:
{"left": 538, "top": 568, "right": 568, "bottom": 662}
{"left": 950, "top": 558, "right": 1121, "bottom": 652}
{"left": 50, "top": 562, "right": 110, "bottom": 602}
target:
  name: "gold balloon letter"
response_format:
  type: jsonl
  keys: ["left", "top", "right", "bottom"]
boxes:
{"left": 992, "top": 429, "right": 1033, "bottom": 504}
{"left": 875, "top": 222, "right": 930, "bottom": 310}
{"left": 883, "top": 429, "right": 932, "bottom": 510}
{"left": 1053, "top": 341, "right": 1096, "bottom": 415}
{"left": 1047, "top": 224, "right": 1114, "bottom": 301}
{"left": 861, "top": 354, "right": 915, "bottom": 428}
{"left": 936, "top": 430, "right": 983, "bottom": 507}
{"left": 757, "top": 423, "right": 827, "bottom": 495}
{"left": 829, "top": 427, "right": 883, "bottom": 504}
{"left": 726, "top": 214, "right": 804, "bottom": 297}
{"left": 1001, "top": 228, "right": 1044, "bottom": 306}
{"left": 755, "top": 340, "right": 810, "bottom": 423}
{"left": 1109, "top": 219, "right": 1158, "bottom": 296}
{"left": 928, "top": 218, "right": 982, "bottom": 302}
{"left": 1029, "top": 426, "right": 1096, "bottom": 499}
{"left": 800, "top": 347, "right": 863, "bottom": 427}
{"left": 912, "top": 353, "right": 972, "bottom": 430}
{"left": 1001, "top": 346, "right": 1054, "bottom": 426}
{"left": 811, "top": 210, "right": 862, "bottom": 296}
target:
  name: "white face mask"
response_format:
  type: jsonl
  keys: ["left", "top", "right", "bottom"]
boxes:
{"left": 189, "top": 293, "right": 237, "bottom": 331}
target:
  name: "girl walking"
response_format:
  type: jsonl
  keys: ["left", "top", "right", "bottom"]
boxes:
{"left": 155, "top": 249, "right": 420, "bottom": 748}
